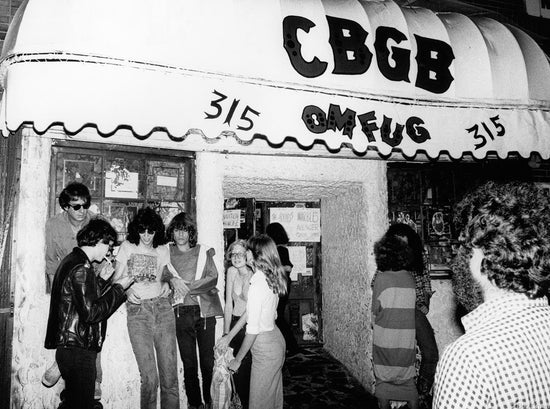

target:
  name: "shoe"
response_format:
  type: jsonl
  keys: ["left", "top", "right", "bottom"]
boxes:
{"left": 94, "top": 381, "right": 102, "bottom": 400}
{"left": 42, "top": 361, "right": 62, "bottom": 387}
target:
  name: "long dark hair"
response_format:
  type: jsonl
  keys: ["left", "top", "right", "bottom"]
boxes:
{"left": 126, "top": 207, "right": 166, "bottom": 248}
{"left": 166, "top": 212, "right": 197, "bottom": 248}
{"left": 386, "top": 223, "right": 424, "bottom": 274}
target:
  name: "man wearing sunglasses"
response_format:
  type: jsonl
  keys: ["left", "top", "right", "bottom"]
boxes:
{"left": 45, "top": 182, "right": 93, "bottom": 293}
{"left": 43, "top": 182, "right": 107, "bottom": 407}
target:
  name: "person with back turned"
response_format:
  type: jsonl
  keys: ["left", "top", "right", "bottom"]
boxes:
{"left": 433, "top": 181, "right": 550, "bottom": 409}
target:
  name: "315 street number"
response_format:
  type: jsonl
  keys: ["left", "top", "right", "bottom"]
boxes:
{"left": 205, "top": 90, "right": 260, "bottom": 131}
{"left": 466, "top": 115, "right": 506, "bottom": 150}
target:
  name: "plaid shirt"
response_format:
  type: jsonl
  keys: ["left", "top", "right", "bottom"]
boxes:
{"left": 433, "top": 293, "right": 550, "bottom": 409}
{"left": 413, "top": 271, "right": 432, "bottom": 315}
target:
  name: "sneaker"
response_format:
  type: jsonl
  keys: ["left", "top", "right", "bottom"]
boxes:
{"left": 42, "top": 361, "right": 61, "bottom": 387}
{"left": 94, "top": 381, "right": 102, "bottom": 400}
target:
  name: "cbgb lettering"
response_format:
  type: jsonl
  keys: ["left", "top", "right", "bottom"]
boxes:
{"left": 283, "top": 15, "right": 455, "bottom": 94}
{"left": 301, "top": 104, "right": 431, "bottom": 148}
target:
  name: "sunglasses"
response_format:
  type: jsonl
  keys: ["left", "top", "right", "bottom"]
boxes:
{"left": 138, "top": 227, "right": 155, "bottom": 234}
{"left": 67, "top": 203, "right": 90, "bottom": 211}
{"left": 231, "top": 252, "right": 246, "bottom": 259}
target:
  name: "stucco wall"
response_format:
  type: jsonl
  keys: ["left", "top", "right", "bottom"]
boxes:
{"left": 428, "top": 279, "right": 465, "bottom": 354}
{"left": 222, "top": 153, "right": 388, "bottom": 392}
{"left": 321, "top": 164, "right": 387, "bottom": 393}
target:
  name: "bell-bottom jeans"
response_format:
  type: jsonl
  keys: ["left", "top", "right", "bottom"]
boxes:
{"left": 127, "top": 296, "right": 179, "bottom": 409}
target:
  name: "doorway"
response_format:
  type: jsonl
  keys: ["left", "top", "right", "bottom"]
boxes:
{"left": 224, "top": 198, "right": 322, "bottom": 345}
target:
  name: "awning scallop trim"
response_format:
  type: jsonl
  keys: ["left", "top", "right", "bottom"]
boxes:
{"left": 1, "top": 0, "right": 549, "bottom": 160}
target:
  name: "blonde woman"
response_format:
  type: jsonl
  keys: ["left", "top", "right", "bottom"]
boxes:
{"left": 217, "top": 239, "right": 254, "bottom": 408}
{"left": 227, "top": 234, "right": 287, "bottom": 409}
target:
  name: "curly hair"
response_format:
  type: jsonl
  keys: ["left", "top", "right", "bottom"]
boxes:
{"left": 454, "top": 181, "right": 550, "bottom": 299}
{"left": 166, "top": 212, "right": 197, "bottom": 248}
{"left": 59, "top": 182, "right": 91, "bottom": 210}
{"left": 77, "top": 218, "right": 118, "bottom": 247}
{"left": 247, "top": 234, "right": 287, "bottom": 296}
{"left": 126, "top": 207, "right": 166, "bottom": 248}
{"left": 374, "top": 231, "right": 414, "bottom": 272}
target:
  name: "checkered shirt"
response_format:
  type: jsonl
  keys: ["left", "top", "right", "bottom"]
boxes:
{"left": 433, "top": 293, "right": 550, "bottom": 409}
{"left": 413, "top": 271, "right": 433, "bottom": 315}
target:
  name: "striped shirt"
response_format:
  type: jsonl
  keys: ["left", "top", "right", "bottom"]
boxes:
{"left": 433, "top": 293, "right": 550, "bottom": 409}
{"left": 372, "top": 270, "right": 416, "bottom": 383}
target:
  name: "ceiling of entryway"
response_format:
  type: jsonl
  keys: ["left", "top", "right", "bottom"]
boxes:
{"left": 223, "top": 177, "right": 359, "bottom": 202}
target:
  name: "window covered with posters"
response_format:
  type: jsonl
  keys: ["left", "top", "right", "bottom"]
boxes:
{"left": 387, "top": 160, "right": 534, "bottom": 277}
{"left": 49, "top": 143, "right": 195, "bottom": 242}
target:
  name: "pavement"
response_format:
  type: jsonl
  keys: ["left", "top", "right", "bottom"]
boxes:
{"left": 282, "top": 345, "right": 379, "bottom": 409}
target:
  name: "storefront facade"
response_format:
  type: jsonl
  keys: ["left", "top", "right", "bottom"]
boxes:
{"left": 1, "top": 0, "right": 549, "bottom": 408}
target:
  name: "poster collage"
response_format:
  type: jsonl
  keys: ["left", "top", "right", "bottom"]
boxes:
{"left": 54, "top": 150, "right": 191, "bottom": 243}
{"left": 388, "top": 168, "right": 455, "bottom": 277}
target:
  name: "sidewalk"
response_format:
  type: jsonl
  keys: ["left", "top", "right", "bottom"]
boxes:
{"left": 283, "top": 345, "right": 378, "bottom": 409}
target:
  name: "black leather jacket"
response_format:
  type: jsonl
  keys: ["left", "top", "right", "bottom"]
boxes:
{"left": 45, "top": 247, "right": 126, "bottom": 352}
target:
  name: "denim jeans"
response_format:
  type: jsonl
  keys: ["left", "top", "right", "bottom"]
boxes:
{"left": 127, "top": 297, "right": 179, "bottom": 409}
{"left": 415, "top": 309, "right": 439, "bottom": 392}
{"left": 174, "top": 305, "right": 216, "bottom": 407}
{"left": 56, "top": 346, "right": 97, "bottom": 409}
{"left": 249, "top": 327, "right": 285, "bottom": 409}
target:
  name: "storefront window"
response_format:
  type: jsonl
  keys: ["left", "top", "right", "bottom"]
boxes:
{"left": 50, "top": 145, "right": 195, "bottom": 241}
{"left": 387, "top": 161, "right": 533, "bottom": 277}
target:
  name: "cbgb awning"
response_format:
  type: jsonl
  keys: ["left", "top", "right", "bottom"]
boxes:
{"left": 1, "top": 0, "right": 549, "bottom": 159}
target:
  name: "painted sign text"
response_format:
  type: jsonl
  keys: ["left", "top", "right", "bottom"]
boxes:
{"left": 205, "top": 90, "right": 260, "bottom": 131}
{"left": 283, "top": 15, "right": 455, "bottom": 94}
{"left": 466, "top": 115, "right": 506, "bottom": 150}
{"left": 302, "top": 104, "right": 430, "bottom": 148}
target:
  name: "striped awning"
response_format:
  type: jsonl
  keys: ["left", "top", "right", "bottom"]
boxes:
{"left": 1, "top": 0, "right": 550, "bottom": 159}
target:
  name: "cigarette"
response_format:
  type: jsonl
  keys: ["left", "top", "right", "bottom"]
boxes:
{"left": 104, "top": 257, "right": 112, "bottom": 265}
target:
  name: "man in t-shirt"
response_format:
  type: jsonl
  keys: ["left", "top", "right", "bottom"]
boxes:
{"left": 163, "top": 212, "right": 223, "bottom": 409}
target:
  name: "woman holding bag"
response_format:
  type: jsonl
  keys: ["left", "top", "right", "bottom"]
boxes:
{"left": 227, "top": 234, "right": 287, "bottom": 409}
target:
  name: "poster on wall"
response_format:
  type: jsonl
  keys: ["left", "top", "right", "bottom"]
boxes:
{"left": 269, "top": 208, "right": 320, "bottom": 242}
{"left": 389, "top": 207, "right": 421, "bottom": 233}
{"left": 105, "top": 169, "right": 139, "bottom": 199}
{"left": 147, "top": 161, "right": 185, "bottom": 201}
{"left": 223, "top": 209, "right": 241, "bottom": 229}
{"left": 288, "top": 246, "right": 306, "bottom": 281}
{"left": 158, "top": 202, "right": 186, "bottom": 226}
{"left": 423, "top": 206, "right": 452, "bottom": 241}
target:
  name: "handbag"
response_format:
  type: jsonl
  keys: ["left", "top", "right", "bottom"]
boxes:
{"left": 228, "top": 374, "right": 243, "bottom": 409}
